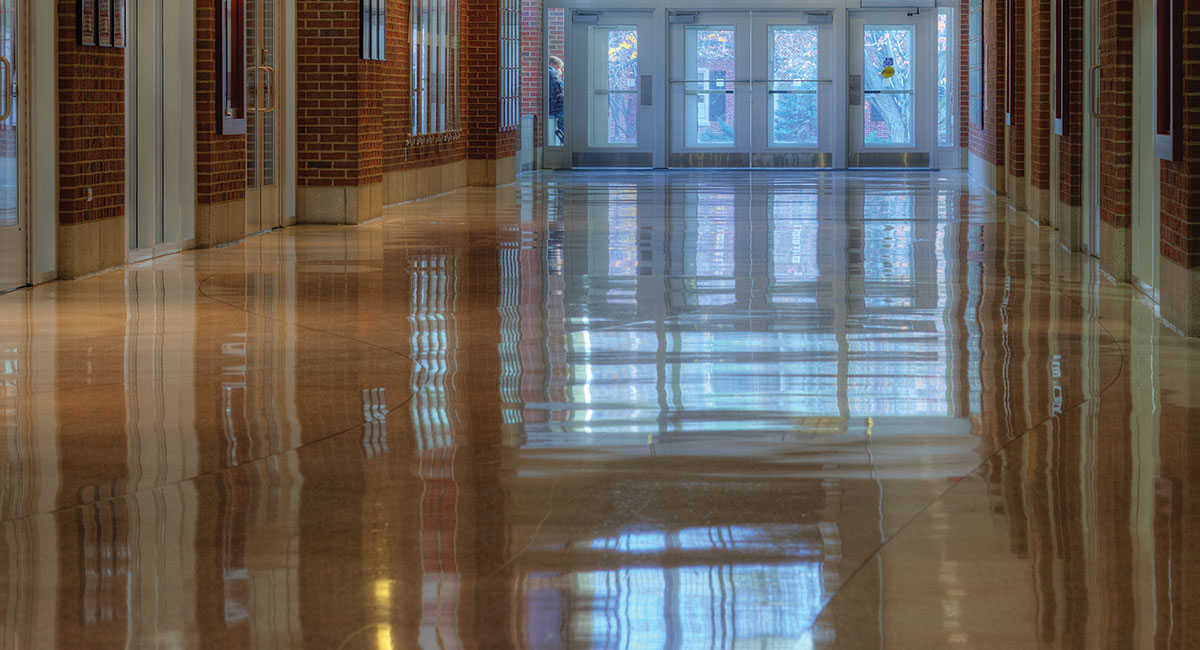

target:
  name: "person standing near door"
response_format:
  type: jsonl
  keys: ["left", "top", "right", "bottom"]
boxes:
{"left": 548, "top": 56, "right": 565, "bottom": 145}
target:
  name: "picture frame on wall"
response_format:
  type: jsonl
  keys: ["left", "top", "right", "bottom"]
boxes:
{"left": 112, "top": 0, "right": 126, "bottom": 48}
{"left": 97, "top": 0, "right": 112, "bottom": 47}
{"left": 77, "top": 0, "right": 97, "bottom": 47}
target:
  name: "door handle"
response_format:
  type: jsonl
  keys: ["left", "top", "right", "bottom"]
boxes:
{"left": 0, "top": 55, "right": 12, "bottom": 122}
{"left": 1089, "top": 64, "right": 1101, "bottom": 118}
{"left": 260, "top": 65, "right": 277, "bottom": 113}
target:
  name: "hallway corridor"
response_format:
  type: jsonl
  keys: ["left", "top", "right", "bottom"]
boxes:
{"left": 0, "top": 171, "right": 1195, "bottom": 648}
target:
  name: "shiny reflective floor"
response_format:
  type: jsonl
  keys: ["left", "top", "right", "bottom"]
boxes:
{"left": 0, "top": 170, "right": 1196, "bottom": 648}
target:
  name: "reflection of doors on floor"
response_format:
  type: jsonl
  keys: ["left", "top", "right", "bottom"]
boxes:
{"left": 0, "top": 0, "right": 25, "bottom": 291}
{"left": 246, "top": 0, "right": 283, "bottom": 235}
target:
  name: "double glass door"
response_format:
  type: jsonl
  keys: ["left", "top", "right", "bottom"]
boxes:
{"left": 566, "top": 8, "right": 940, "bottom": 169}
{"left": 670, "top": 11, "right": 835, "bottom": 168}
{"left": 246, "top": 0, "right": 282, "bottom": 235}
{"left": 0, "top": 0, "right": 24, "bottom": 291}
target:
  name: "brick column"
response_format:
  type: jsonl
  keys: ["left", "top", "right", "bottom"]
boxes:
{"left": 519, "top": 0, "right": 544, "bottom": 169}
{"left": 1005, "top": 0, "right": 1026, "bottom": 210}
{"left": 295, "top": 1, "right": 384, "bottom": 224}
{"left": 195, "top": 0, "right": 249, "bottom": 247}
{"left": 464, "top": 0, "right": 519, "bottom": 186}
{"left": 1028, "top": 0, "right": 1052, "bottom": 223}
{"left": 1159, "top": 5, "right": 1200, "bottom": 334}
{"left": 1096, "top": 0, "right": 1134, "bottom": 280}
{"left": 55, "top": 0, "right": 125, "bottom": 278}
{"left": 1056, "top": 0, "right": 1085, "bottom": 250}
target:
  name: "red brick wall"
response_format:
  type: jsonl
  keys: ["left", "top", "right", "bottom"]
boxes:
{"left": 1057, "top": 0, "right": 1083, "bottom": 208}
{"left": 465, "top": 0, "right": 520, "bottom": 160}
{"left": 195, "top": 1, "right": 246, "bottom": 205}
{"left": 296, "top": 1, "right": 383, "bottom": 188}
{"left": 1159, "top": 5, "right": 1200, "bottom": 269}
{"left": 1006, "top": 0, "right": 1025, "bottom": 179}
{"left": 968, "top": 0, "right": 1005, "bottom": 168}
{"left": 1098, "top": 0, "right": 1133, "bottom": 228}
{"left": 1029, "top": 0, "right": 1052, "bottom": 190}
{"left": 56, "top": 0, "right": 125, "bottom": 226}
{"left": 520, "top": 0, "right": 543, "bottom": 147}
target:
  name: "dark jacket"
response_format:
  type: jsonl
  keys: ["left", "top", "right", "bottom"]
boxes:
{"left": 548, "top": 67, "right": 565, "bottom": 116}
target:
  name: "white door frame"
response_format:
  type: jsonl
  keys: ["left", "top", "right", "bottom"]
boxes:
{"left": 751, "top": 11, "right": 844, "bottom": 168}
{"left": 567, "top": 9, "right": 665, "bottom": 168}
{"left": 847, "top": 8, "right": 937, "bottom": 168}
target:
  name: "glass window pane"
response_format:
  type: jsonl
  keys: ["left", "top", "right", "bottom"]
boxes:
{"left": 685, "top": 27, "right": 735, "bottom": 146}
{"left": 863, "top": 26, "right": 914, "bottom": 146}
{"left": 938, "top": 9, "right": 953, "bottom": 146}
{"left": 769, "top": 26, "right": 818, "bottom": 146}
{"left": 605, "top": 28, "right": 638, "bottom": 145}
{"left": 865, "top": 94, "right": 913, "bottom": 145}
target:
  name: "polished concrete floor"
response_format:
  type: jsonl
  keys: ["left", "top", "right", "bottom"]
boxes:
{"left": 0, "top": 170, "right": 1196, "bottom": 648}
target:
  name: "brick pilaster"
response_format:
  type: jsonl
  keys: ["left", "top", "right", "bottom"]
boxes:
{"left": 56, "top": 0, "right": 124, "bottom": 227}
{"left": 1057, "top": 0, "right": 1084, "bottom": 211}
{"left": 1006, "top": 0, "right": 1026, "bottom": 181}
{"left": 1029, "top": 0, "right": 1052, "bottom": 192}
{"left": 1098, "top": 0, "right": 1133, "bottom": 231}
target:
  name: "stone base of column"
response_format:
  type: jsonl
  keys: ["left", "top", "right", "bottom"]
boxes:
{"left": 1028, "top": 185, "right": 1051, "bottom": 225}
{"left": 1006, "top": 173, "right": 1027, "bottom": 211}
{"left": 196, "top": 198, "right": 247, "bottom": 248}
{"left": 1161, "top": 256, "right": 1200, "bottom": 337}
{"left": 384, "top": 161, "right": 469, "bottom": 205}
{"left": 56, "top": 217, "right": 124, "bottom": 279}
{"left": 1099, "top": 221, "right": 1132, "bottom": 282}
{"left": 1057, "top": 199, "right": 1084, "bottom": 251}
{"left": 467, "top": 155, "right": 517, "bottom": 187}
{"left": 297, "top": 183, "right": 384, "bottom": 225}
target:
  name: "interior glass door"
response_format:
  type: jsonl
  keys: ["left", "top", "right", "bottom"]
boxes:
{"left": 0, "top": 0, "right": 24, "bottom": 291}
{"left": 669, "top": 12, "right": 750, "bottom": 167}
{"left": 849, "top": 11, "right": 935, "bottom": 168}
{"left": 246, "top": 0, "right": 281, "bottom": 235}
{"left": 569, "top": 11, "right": 660, "bottom": 168}
{"left": 751, "top": 13, "right": 836, "bottom": 168}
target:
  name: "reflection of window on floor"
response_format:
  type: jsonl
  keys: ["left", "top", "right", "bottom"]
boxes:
{"left": 408, "top": 252, "right": 458, "bottom": 450}
{"left": 361, "top": 387, "right": 388, "bottom": 457}
{"left": 525, "top": 525, "right": 831, "bottom": 648}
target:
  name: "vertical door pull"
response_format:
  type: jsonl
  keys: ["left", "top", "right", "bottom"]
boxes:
{"left": 0, "top": 56, "right": 12, "bottom": 122}
{"left": 640, "top": 75, "right": 652, "bottom": 106}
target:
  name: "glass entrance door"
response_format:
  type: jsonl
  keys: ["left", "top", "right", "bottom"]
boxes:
{"left": 751, "top": 13, "right": 837, "bottom": 168}
{"left": 246, "top": 0, "right": 282, "bottom": 235}
{"left": 569, "top": 11, "right": 662, "bottom": 168}
{"left": 0, "top": 0, "right": 24, "bottom": 291}
{"left": 849, "top": 11, "right": 935, "bottom": 168}
{"left": 669, "top": 13, "right": 750, "bottom": 167}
